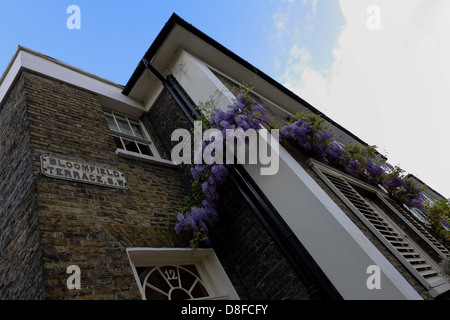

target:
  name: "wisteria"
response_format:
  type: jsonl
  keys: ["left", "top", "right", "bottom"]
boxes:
{"left": 440, "top": 215, "right": 450, "bottom": 228}
{"left": 280, "top": 115, "right": 347, "bottom": 165}
{"left": 345, "top": 159, "right": 362, "bottom": 175}
{"left": 424, "top": 199, "right": 450, "bottom": 244}
{"left": 176, "top": 93, "right": 428, "bottom": 247}
{"left": 280, "top": 113, "right": 425, "bottom": 210}
{"left": 175, "top": 93, "right": 268, "bottom": 246}
{"left": 381, "top": 164, "right": 425, "bottom": 210}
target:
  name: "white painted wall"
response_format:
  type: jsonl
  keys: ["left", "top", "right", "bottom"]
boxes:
{"left": 243, "top": 146, "right": 422, "bottom": 300}
{"left": 171, "top": 49, "right": 236, "bottom": 111}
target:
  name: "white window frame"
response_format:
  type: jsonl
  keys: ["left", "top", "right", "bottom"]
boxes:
{"left": 126, "top": 248, "right": 240, "bottom": 300}
{"left": 104, "top": 110, "right": 160, "bottom": 157}
{"left": 104, "top": 110, "right": 176, "bottom": 167}
{"left": 407, "top": 206, "right": 430, "bottom": 225}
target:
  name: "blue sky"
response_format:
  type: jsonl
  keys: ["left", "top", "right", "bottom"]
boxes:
{"left": 1, "top": 0, "right": 450, "bottom": 198}
{"left": 0, "top": 0, "right": 342, "bottom": 85}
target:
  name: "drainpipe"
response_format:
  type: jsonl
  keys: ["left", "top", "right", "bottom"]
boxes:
{"left": 142, "top": 58, "right": 197, "bottom": 123}
{"left": 141, "top": 60, "right": 341, "bottom": 300}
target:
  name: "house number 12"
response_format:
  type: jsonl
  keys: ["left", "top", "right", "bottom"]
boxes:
{"left": 164, "top": 269, "right": 178, "bottom": 280}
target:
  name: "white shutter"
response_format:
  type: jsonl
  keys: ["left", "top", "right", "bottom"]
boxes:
{"left": 377, "top": 195, "right": 450, "bottom": 259}
{"left": 315, "top": 169, "right": 450, "bottom": 297}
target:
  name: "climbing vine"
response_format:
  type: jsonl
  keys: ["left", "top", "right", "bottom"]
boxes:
{"left": 175, "top": 88, "right": 269, "bottom": 248}
{"left": 175, "top": 90, "right": 434, "bottom": 248}
{"left": 424, "top": 199, "right": 450, "bottom": 245}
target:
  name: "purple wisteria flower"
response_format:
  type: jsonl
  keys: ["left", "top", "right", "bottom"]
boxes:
{"left": 439, "top": 215, "right": 450, "bottom": 227}
{"left": 175, "top": 93, "right": 268, "bottom": 245}
{"left": 385, "top": 176, "right": 407, "bottom": 190}
{"left": 281, "top": 116, "right": 341, "bottom": 165}
{"left": 366, "top": 160, "right": 385, "bottom": 177}
{"left": 405, "top": 197, "right": 425, "bottom": 211}
{"left": 190, "top": 164, "right": 208, "bottom": 181}
{"left": 345, "top": 159, "right": 361, "bottom": 175}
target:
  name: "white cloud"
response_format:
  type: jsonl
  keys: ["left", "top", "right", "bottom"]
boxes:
{"left": 281, "top": 0, "right": 450, "bottom": 197}
{"left": 270, "top": 0, "right": 319, "bottom": 73}
{"left": 272, "top": 13, "right": 290, "bottom": 39}
{"left": 287, "top": 44, "right": 312, "bottom": 65}
{"left": 302, "top": 0, "right": 318, "bottom": 15}
{"left": 271, "top": 0, "right": 319, "bottom": 42}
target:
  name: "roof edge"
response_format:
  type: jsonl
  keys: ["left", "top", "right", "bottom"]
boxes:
{"left": 1, "top": 45, "right": 124, "bottom": 90}
{"left": 0, "top": 45, "right": 22, "bottom": 87}
{"left": 122, "top": 13, "right": 182, "bottom": 95}
{"left": 122, "top": 13, "right": 369, "bottom": 147}
{"left": 407, "top": 173, "right": 447, "bottom": 199}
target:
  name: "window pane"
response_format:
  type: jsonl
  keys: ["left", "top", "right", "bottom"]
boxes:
{"left": 105, "top": 112, "right": 158, "bottom": 157}
{"left": 123, "top": 138, "right": 140, "bottom": 153}
{"left": 190, "top": 281, "right": 209, "bottom": 299}
{"left": 116, "top": 117, "right": 134, "bottom": 136}
{"left": 145, "top": 286, "right": 168, "bottom": 300}
{"left": 180, "top": 267, "right": 196, "bottom": 290}
{"left": 147, "top": 269, "right": 171, "bottom": 293}
{"left": 170, "top": 288, "right": 192, "bottom": 300}
{"left": 130, "top": 122, "right": 146, "bottom": 139}
{"left": 137, "top": 142, "right": 153, "bottom": 156}
{"left": 182, "top": 265, "right": 201, "bottom": 277}
{"left": 112, "top": 135, "right": 123, "bottom": 149}
{"left": 105, "top": 114, "right": 119, "bottom": 132}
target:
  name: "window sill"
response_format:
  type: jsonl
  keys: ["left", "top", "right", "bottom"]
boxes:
{"left": 115, "top": 149, "right": 177, "bottom": 168}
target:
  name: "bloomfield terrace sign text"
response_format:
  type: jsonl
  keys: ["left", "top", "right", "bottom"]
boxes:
{"left": 41, "top": 155, "right": 128, "bottom": 190}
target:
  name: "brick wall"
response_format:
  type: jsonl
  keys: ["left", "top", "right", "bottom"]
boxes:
{"left": 210, "top": 178, "right": 313, "bottom": 300}
{"left": 2, "top": 65, "right": 436, "bottom": 300}
{"left": 0, "top": 72, "right": 47, "bottom": 299}
{"left": 3, "top": 68, "right": 309, "bottom": 300}
{"left": 22, "top": 71, "right": 191, "bottom": 299}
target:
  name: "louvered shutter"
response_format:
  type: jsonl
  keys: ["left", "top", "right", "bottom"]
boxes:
{"left": 377, "top": 195, "right": 450, "bottom": 259}
{"left": 316, "top": 169, "right": 450, "bottom": 297}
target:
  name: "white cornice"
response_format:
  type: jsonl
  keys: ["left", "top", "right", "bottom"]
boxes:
{"left": 0, "top": 46, "right": 145, "bottom": 117}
